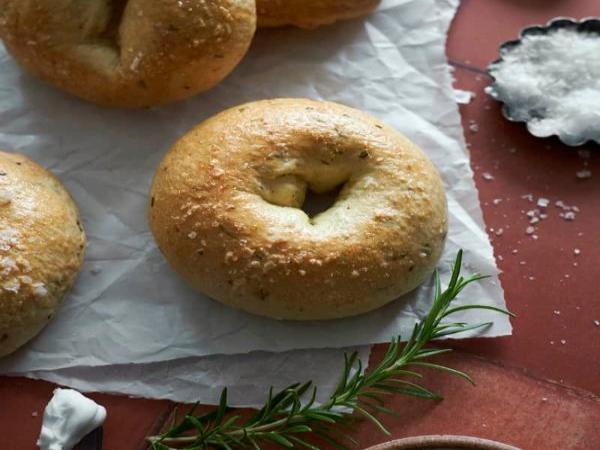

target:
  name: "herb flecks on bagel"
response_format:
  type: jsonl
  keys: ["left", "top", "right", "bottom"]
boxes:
{"left": 149, "top": 99, "right": 447, "bottom": 320}
{"left": 0, "top": 0, "right": 256, "bottom": 107}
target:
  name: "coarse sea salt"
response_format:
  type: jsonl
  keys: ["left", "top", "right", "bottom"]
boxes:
{"left": 487, "top": 28, "right": 600, "bottom": 145}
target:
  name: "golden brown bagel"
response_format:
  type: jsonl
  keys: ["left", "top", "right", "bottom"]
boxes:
{"left": 0, "top": 150, "right": 85, "bottom": 357}
{"left": 0, "top": 0, "right": 256, "bottom": 107}
{"left": 149, "top": 99, "right": 447, "bottom": 320}
{"left": 256, "top": 0, "right": 380, "bottom": 28}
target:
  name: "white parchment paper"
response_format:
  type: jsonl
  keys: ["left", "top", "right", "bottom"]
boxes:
{"left": 0, "top": 0, "right": 511, "bottom": 404}
{"left": 23, "top": 347, "right": 372, "bottom": 407}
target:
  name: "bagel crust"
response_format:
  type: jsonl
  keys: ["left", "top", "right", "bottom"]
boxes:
{"left": 0, "top": 0, "right": 256, "bottom": 107}
{"left": 149, "top": 99, "right": 447, "bottom": 320}
{"left": 0, "top": 150, "right": 85, "bottom": 357}
{"left": 257, "top": 0, "right": 380, "bottom": 28}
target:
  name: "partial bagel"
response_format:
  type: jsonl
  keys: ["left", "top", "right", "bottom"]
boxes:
{"left": 0, "top": 0, "right": 256, "bottom": 107}
{"left": 0, "top": 150, "right": 85, "bottom": 357}
{"left": 257, "top": 0, "right": 380, "bottom": 28}
{"left": 149, "top": 99, "right": 447, "bottom": 320}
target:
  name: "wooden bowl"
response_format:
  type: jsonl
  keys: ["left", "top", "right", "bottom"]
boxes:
{"left": 363, "top": 436, "right": 520, "bottom": 450}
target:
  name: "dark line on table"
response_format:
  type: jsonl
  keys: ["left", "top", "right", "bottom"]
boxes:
{"left": 137, "top": 403, "right": 177, "bottom": 450}
{"left": 449, "top": 59, "right": 490, "bottom": 76}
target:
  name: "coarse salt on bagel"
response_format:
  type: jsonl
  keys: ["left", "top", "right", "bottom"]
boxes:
{"left": 256, "top": 0, "right": 380, "bottom": 29}
{"left": 149, "top": 99, "right": 447, "bottom": 320}
{"left": 0, "top": 150, "right": 85, "bottom": 357}
{"left": 0, "top": 0, "right": 256, "bottom": 107}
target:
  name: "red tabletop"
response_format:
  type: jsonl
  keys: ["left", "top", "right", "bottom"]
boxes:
{"left": 2, "top": 1, "right": 600, "bottom": 449}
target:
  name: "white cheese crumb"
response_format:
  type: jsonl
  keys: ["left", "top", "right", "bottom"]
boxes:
{"left": 37, "top": 389, "right": 106, "bottom": 450}
{"left": 525, "top": 226, "right": 535, "bottom": 235}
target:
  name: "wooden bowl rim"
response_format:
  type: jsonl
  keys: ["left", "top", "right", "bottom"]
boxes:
{"left": 363, "top": 435, "right": 520, "bottom": 450}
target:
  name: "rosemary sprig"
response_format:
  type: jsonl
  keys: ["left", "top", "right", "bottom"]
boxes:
{"left": 148, "top": 250, "right": 513, "bottom": 450}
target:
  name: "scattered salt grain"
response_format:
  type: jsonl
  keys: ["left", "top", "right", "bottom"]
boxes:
{"left": 537, "top": 198, "right": 550, "bottom": 208}
{"left": 454, "top": 89, "right": 475, "bottom": 104}
{"left": 487, "top": 28, "right": 600, "bottom": 145}
{"left": 32, "top": 411, "right": 38, "bottom": 417}
{"left": 482, "top": 172, "right": 494, "bottom": 181}
{"left": 576, "top": 169, "right": 592, "bottom": 179}
{"left": 0, "top": 191, "right": 12, "bottom": 206}
{"left": 562, "top": 211, "right": 576, "bottom": 221}
{"left": 560, "top": 339, "right": 567, "bottom": 345}
{"left": 578, "top": 149, "right": 591, "bottom": 159}
{"left": 525, "top": 226, "right": 535, "bottom": 235}
{"left": 495, "top": 228, "right": 504, "bottom": 236}
{"left": 493, "top": 198, "right": 503, "bottom": 205}
{"left": 594, "top": 320, "right": 600, "bottom": 327}
{"left": 469, "top": 120, "right": 479, "bottom": 132}
{"left": 553, "top": 310, "right": 561, "bottom": 315}
{"left": 574, "top": 248, "right": 581, "bottom": 255}
{"left": 32, "top": 283, "right": 48, "bottom": 298}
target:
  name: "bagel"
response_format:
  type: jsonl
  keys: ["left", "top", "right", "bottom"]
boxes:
{"left": 256, "top": 0, "right": 381, "bottom": 29}
{"left": 0, "top": 0, "right": 256, "bottom": 107}
{"left": 0, "top": 150, "right": 85, "bottom": 357}
{"left": 149, "top": 99, "right": 447, "bottom": 320}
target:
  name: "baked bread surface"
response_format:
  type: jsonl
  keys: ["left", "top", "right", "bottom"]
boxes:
{"left": 149, "top": 99, "right": 447, "bottom": 320}
{"left": 257, "top": 0, "right": 380, "bottom": 28}
{"left": 0, "top": 150, "right": 85, "bottom": 357}
{"left": 0, "top": 0, "right": 257, "bottom": 107}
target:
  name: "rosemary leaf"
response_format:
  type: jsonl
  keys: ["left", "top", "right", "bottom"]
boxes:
{"left": 147, "top": 250, "right": 512, "bottom": 450}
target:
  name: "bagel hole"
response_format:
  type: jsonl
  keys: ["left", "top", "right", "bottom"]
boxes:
{"left": 99, "top": 0, "right": 129, "bottom": 48}
{"left": 302, "top": 182, "right": 346, "bottom": 218}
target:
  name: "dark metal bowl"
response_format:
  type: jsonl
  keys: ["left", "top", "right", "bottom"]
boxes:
{"left": 486, "top": 17, "right": 600, "bottom": 147}
{"left": 363, "top": 435, "right": 520, "bottom": 450}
